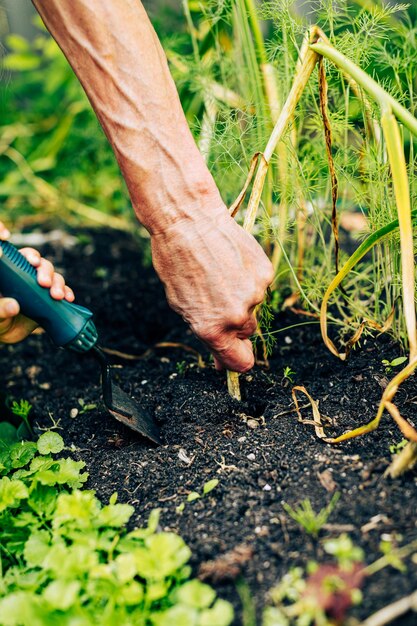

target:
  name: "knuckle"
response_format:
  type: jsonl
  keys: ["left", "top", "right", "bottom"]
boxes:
{"left": 262, "top": 260, "right": 274, "bottom": 285}
{"left": 199, "top": 327, "right": 222, "bottom": 346}
{"left": 228, "top": 309, "right": 247, "bottom": 328}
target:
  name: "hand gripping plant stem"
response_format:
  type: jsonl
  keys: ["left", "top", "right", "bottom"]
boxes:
{"left": 226, "top": 33, "right": 320, "bottom": 400}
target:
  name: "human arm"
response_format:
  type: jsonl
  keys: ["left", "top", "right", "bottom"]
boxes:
{"left": 0, "top": 222, "right": 74, "bottom": 344}
{"left": 31, "top": 0, "right": 273, "bottom": 371}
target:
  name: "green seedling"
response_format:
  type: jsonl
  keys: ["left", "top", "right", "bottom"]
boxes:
{"left": 176, "top": 478, "right": 219, "bottom": 514}
{"left": 77, "top": 398, "right": 97, "bottom": 415}
{"left": 0, "top": 398, "right": 34, "bottom": 446}
{"left": 175, "top": 360, "right": 187, "bottom": 375}
{"left": 263, "top": 559, "right": 364, "bottom": 626}
{"left": 11, "top": 399, "right": 34, "bottom": 434}
{"left": 323, "top": 533, "right": 365, "bottom": 570}
{"left": 264, "top": 530, "right": 417, "bottom": 625}
{"left": 283, "top": 493, "right": 340, "bottom": 538}
{"left": 382, "top": 356, "right": 408, "bottom": 374}
{"left": 389, "top": 438, "right": 408, "bottom": 455}
{"left": 378, "top": 536, "right": 407, "bottom": 573}
{"left": 282, "top": 366, "right": 296, "bottom": 384}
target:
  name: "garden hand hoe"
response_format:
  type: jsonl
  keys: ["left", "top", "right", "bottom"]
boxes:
{"left": 0, "top": 240, "right": 161, "bottom": 445}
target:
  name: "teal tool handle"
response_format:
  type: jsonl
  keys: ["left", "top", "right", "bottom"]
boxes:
{"left": 0, "top": 240, "right": 98, "bottom": 352}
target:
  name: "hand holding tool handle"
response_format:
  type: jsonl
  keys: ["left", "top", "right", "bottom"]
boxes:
{"left": 0, "top": 240, "right": 98, "bottom": 352}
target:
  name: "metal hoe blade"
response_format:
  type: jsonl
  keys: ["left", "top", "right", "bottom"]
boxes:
{"left": 92, "top": 346, "right": 162, "bottom": 445}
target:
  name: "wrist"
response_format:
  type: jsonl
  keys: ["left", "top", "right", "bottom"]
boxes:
{"left": 133, "top": 171, "right": 228, "bottom": 236}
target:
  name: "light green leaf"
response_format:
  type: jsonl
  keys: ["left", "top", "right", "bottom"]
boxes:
{"left": 0, "top": 591, "right": 39, "bottom": 626}
{"left": 115, "top": 553, "right": 137, "bottom": 583}
{"left": 30, "top": 456, "right": 55, "bottom": 472}
{"left": 147, "top": 580, "right": 169, "bottom": 602}
{"left": 0, "top": 476, "right": 29, "bottom": 512}
{"left": 187, "top": 492, "right": 201, "bottom": 502}
{"left": 151, "top": 605, "right": 198, "bottom": 626}
{"left": 43, "top": 579, "right": 81, "bottom": 610}
{"left": 177, "top": 579, "right": 216, "bottom": 609}
{"left": 96, "top": 503, "right": 134, "bottom": 528}
{"left": 3, "top": 53, "right": 40, "bottom": 71}
{"left": 203, "top": 479, "right": 219, "bottom": 495}
{"left": 23, "top": 530, "right": 51, "bottom": 567}
{"left": 6, "top": 34, "right": 30, "bottom": 52}
{"left": 119, "top": 580, "right": 144, "bottom": 606}
{"left": 10, "top": 442, "right": 37, "bottom": 468}
{"left": 134, "top": 533, "right": 191, "bottom": 580}
{"left": 36, "top": 457, "right": 88, "bottom": 489}
{"left": 390, "top": 356, "right": 408, "bottom": 367}
{"left": 37, "top": 431, "right": 64, "bottom": 455}
{"left": 262, "top": 606, "right": 290, "bottom": 626}
{"left": 53, "top": 490, "right": 100, "bottom": 528}
{"left": 200, "top": 599, "right": 234, "bottom": 626}
{"left": 28, "top": 484, "right": 58, "bottom": 517}
{"left": 127, "top": 508, "right": 161, "bottom": 540}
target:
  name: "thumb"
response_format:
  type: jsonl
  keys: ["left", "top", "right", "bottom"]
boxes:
{"left": 212, "top": 337, "right": 254, "bottom": 373}
{"left": 0, "top": 298, "right": 20, "bottom": 321}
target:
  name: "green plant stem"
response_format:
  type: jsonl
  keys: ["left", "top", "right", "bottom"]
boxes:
{"left": 244, "top": 0, "right": 268, "bottom": 66}
{"left": 310, "top": 42, "right": 417, "bottom": 137}
{"left": 381, "top": 109, "right": 417, "bottom": 360}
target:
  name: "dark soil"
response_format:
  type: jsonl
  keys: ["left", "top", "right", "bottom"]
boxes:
{"left": 1, "top": 228, "right": 417, "bottom": 625}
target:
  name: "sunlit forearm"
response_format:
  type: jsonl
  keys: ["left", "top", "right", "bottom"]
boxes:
{"left": 32, "top": 0, "right": 223, "bottom": 233}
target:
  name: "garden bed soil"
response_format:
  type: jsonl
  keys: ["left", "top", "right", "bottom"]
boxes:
{"left": 1, "top": 227, "right": 416, "bottom": 625}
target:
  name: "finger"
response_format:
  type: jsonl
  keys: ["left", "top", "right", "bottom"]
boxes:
{"left": 64, "top": 285, "right": 75, "bottom": 302}
{"left": 0, "top": 297, "right": 20, "bottom": 320}
{"left": 0, "top": 222, "right": 11, "bottom": 240}
{"left": 35, "top": 257, "right": 55, "bottom": 288}
{"left": 19, "top": 247, "right": 42, "bottom": 267}
{"left": 50, "top": 272, "right": 66, "bottom": 299}
{"left": 212, "top": 337, "right": 254, "bottom": 373}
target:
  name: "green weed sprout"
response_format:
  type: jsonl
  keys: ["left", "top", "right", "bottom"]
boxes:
{"left": 382, "top": 356, "right": 407, "bottom": 374}
{"left": 282, "top": 366, "right": 296, "bottom": 383}
{"left": 283, "top": 493, "right": 340, "bottom": 538}
{"left": 324, "top": 533, "right": 365, "bottom": 570}
{"left": 10, "top": 399, "right": 33, "bottom": 435}
{"left": 176, "top": 478, "right": 219, "bottom": 513}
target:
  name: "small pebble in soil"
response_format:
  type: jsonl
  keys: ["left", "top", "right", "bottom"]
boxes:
{"left": 284, "top": 336, "right": 292, "bottom": 344}
{"left": 70, "top": 408, "right": 78, "bottom": 419}
{"left": 263, "top": 484, "right": 272, "bottom": 491}
{"left": 247, "top": 453, "right": 256, "bottom": 461}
